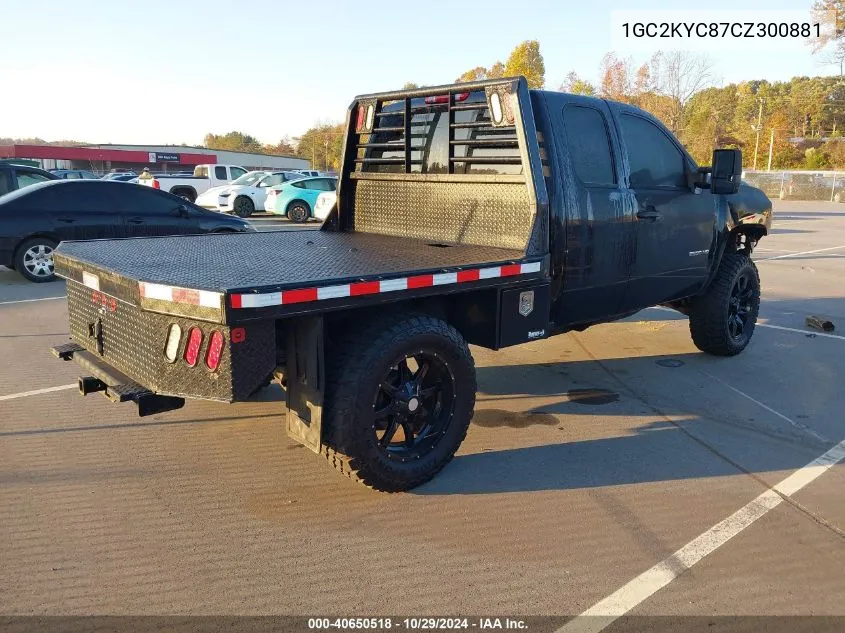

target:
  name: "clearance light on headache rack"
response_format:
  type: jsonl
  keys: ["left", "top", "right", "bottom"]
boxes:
{"left": 424, "top": 92, "right": 469, "bottom": 105}
{"left": 490, "top": 92, "right": 503, "bottom": 124}
{"left": 356, "top": 101, "right": 376, "bottom": 133}
{"left": 356, "top": 105, "right": 365, "bottom": 132}
{"left": 485, "top": 84, "right": 517, "bottom": 127}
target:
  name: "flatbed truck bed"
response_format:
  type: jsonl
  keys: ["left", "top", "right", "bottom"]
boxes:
{"left": 56, "top": 230, "right": 544, "bottom": 324}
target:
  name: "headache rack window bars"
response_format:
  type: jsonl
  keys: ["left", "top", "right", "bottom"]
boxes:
{"left": 354, "top": 88, "right": 523, "bottom": 176}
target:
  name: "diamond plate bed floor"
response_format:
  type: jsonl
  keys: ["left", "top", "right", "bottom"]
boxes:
{"left": 56, "top": 230, "right": 528, "bottom": 292}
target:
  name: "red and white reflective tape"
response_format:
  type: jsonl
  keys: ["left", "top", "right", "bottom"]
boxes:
{"left": 139, "top": 282, "right": 222, "bottom": 308}
{"left": 230, "top": 261, "right": 543, "bottom": 309}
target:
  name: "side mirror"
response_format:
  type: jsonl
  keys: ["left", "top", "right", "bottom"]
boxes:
{"left": 711, "top": 149, "right": 742, "bottom": 195}
{"left": 176, "top": 204, "right": 190, "bottom": 217}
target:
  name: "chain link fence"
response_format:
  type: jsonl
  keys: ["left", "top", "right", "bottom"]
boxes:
{"left": 743, "top": 170, "right": 845, "bottom": 203}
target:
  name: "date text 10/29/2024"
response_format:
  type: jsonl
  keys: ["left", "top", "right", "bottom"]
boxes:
{"left": 308, "top": 618, "right": 528, "bottom": 630}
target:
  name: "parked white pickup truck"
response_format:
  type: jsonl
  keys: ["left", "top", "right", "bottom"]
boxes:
{"left": 138, "top": 164, "right": 247, "bottom": 202}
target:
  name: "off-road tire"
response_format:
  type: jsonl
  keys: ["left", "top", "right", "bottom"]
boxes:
{"left": 233, "top": 196, "right": 254, "bottom": 218}
{"left": 287, "top": 201, "right": 310, "bottom": 223}
{"left": 689, "top": 253, "right": 760, "bottom": 356}
{"left": 322, "top": 313, "right": 476, "bottom": 492}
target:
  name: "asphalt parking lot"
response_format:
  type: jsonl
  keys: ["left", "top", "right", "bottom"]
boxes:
{"left": 1, "top": 201, "right": 843, "bottom": 624}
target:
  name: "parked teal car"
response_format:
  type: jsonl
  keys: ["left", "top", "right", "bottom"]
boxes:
{"left": 265, "top": 176, "right": 337, "bottom": 223}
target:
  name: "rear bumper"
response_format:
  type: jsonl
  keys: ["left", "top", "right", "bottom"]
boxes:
{"left": 51, "top": 342, "right": 185, "bottom": 416}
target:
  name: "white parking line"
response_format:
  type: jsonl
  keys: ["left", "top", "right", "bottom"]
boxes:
{"left": 758, "top": 322, "right": 845, "bottom": 341}
{"left": 699, "top": 370, "right": 828, "bottom": 443}
{"left": 557, "top": 438, "right": 845, "bottom": 633}
{"left": 644, "top": 307, "right": 845, "bottom": 342}
{"left": 757, "top": 245, "right": 845, "bottom": 261}
{"left": 0, "top": 384, "right": 76, "bottom": 401}
{"left": 0, "top": 296, "right": 66, "bottom": 305}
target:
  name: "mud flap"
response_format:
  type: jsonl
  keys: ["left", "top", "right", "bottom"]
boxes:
{"left": 285, "top": 316, "right": 324, "bottom": 453}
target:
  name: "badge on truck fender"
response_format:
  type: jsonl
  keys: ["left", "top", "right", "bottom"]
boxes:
{"left": 518, "top": 290, "right": 534, "bottom": 317}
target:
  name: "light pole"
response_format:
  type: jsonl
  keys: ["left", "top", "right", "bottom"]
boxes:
{"left": 752, "top": 98, "right": 763, "bottom": 171}
{"left": 766, "top": 128, "right": 774, "bottom": 172}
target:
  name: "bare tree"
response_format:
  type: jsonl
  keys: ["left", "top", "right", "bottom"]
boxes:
{"left": 821, "top": 40, "right": 845, "bottom": 76}
{"left": 598, "top": 53, "right": 634, "bottom": 101}
{"left": 647, "top": 51, "right": 715, "bottom": 133}
{"left": 809, "top": 0, "right": 844, "bottom": 51}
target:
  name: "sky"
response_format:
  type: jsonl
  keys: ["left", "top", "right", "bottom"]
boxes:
{"left": 0, "top": 0, "right": 835, "bottom": 147}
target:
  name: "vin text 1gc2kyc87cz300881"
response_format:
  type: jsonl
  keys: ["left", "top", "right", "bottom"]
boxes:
{"left": 51, "top": 77, "right": 773, "bottom": 492}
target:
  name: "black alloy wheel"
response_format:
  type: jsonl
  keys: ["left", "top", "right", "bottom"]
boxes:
{"left": 727, "top": 270, "right": 755, "bottom": 341}
{"left": 371, "top": 353, "right": 455, "bottom": 462}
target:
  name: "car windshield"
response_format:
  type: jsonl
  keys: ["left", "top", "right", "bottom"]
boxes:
{"left": 231, "top": 172, "right": 266, "bottom": 186}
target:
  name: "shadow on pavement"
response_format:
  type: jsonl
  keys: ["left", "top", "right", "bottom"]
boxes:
{"left": 414, "top": 420, "right": 806, "bottom": 496}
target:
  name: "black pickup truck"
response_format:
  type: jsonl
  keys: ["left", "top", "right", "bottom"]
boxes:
{"left": 51, "top": 77, "right": 772, "bottom": 491}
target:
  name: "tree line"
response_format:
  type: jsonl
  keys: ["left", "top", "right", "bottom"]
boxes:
{"left": 563, "top": 53, "right": 845, "bottom": 170}
{"left": 224, "top": 31, "right": 845, "bottom": 173}
{"left": 13, "top": 9, "right": 845, "bottom": 174}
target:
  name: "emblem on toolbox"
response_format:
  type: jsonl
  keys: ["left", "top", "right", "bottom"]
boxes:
{"left": 518, "top": 290, "right": 534, "bottom": 317}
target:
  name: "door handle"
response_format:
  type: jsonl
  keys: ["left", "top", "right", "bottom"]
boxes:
{"left": 127, "top": 217, "right": 144, "bottom": 224}
{"left": 636, "top": 206, "right": 661, "bottom": 221}
{"left": 56, "top": 217, "right": 75, "bottom": 223}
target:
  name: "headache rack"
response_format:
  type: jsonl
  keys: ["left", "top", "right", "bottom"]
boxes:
{"left": 349, "top": 78, "right": 532, "bottom": 177}
{"left": 333, "top": 77, "right": 549, "bottom": 256}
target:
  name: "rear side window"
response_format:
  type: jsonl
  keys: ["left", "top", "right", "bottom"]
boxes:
{"left": 120, "top": 186, "right": 181, "bottom": 216}
{"left": 33, "top": 183, "right": 117, "bottom": 213}
{"left": 16, "top": 171, "right": 52, "bottom": 189}
{"left": 620, "top": 114, "right": 686, "bottom": 188}
{"left": 562, "top": 106, "right": 616, "bottom": 186}
{"left": 214, "top": 166, "right": 227, "bottom": 179}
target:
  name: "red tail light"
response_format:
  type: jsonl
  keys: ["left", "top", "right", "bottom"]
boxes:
{"left": 152, "top": 179, "right": 160, "bottom": 190}
{"left": 356, "top": 105, "right": 365, "bottom": 132}
{"left": 205, "top": 331, "right": 224, "bottom": 372}
{"left": 184, "top": 327, "right": 203, "bottom": 367}
{"left": 424, "top": 92, "right": 470, "bottom": 105}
